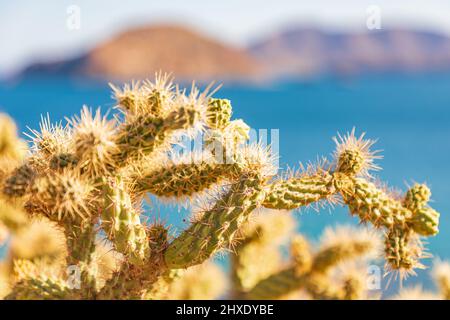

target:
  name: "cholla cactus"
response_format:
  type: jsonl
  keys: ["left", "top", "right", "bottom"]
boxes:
{"left": 391, "top": 260, "right": 450, "bottom": 300}
{"left": 431, "top": 260, "right": 450, "bottom": 299}
{"left": 0, "top": 74, "right": 442, "bottom": 300}
{"left": 244, "top": 225, "right": 381, "bottom": 300}
{"left": 230, "top": 210, "right": 295, "bottom": 299}
{"left": 391, "top": 286, "right": 441, "bottom": 300}
{"left": 0, "top": 114, "right": 27, "bottom": 161}
{"left": 162, "top": 262, "right": 227, "bottom": 300}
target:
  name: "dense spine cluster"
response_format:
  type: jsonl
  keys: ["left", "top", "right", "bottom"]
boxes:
{"left": 0, "top": 74, "right": 442, "bottom": 300}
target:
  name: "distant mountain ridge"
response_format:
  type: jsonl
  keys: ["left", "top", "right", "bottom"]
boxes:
{"left": 21, "top": 25, "right": 450, "bottom": 81}
{"left": 249, "top": 28, "right": 450, "bottom": 77}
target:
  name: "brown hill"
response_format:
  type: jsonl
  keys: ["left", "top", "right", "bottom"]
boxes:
{"left": 24, "top": 25, "right": 261, "bottom": 81}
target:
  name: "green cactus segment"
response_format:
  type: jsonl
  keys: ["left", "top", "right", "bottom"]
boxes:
{"left": 246, "top": 267, "right": 301, "bottom": 299}
{"left": 136, "top": 161, "right": 241, "bottom": 197}
{"left": 164, "top": 175, "right": 266, "bottom": 269}
{"left": 5, "top": 277, "right": 72, "bottom": 300}
{"left": 342, "top": 178, "right": 440, "bottom": 236}
{"left": 230, "top": 214, "right": 295, "bottom": 298}
{"left": 115, "top": 85, "right": 168, "bottom": 117}
{"left": 144, "top": 269, "right": 185, "bottom": 300}
{"left": 98, "top": 260, "right": 164, "bottom": 299}
{"left": 246, "top": 268, "right": 341, "bottom": 300}
{"left": 302, "top": 274, "right": 344, "bottom": 300}
{"left": 384, "top": 228, "right": 418, "bottom": 272}
{"left": 247, "top": 237, "right": 373, "bottom": 299}
{"left": 114, "top": 107, "right": 198, "bottom": 163}
{"left": 342, "top": 178, "right": 412, "bottom": 228}
{"left": 206, "top": 98, "right": 232, "bottom": 129}
{"left": 101, "top": 178, "right": 150, "bottom": 265}
{"left": 64, "top": 219, "right": 99, "bottom": 298}
{"left": 231, "top": 244, "right": 281, "bottom": 298}
{"left": 290, "top": 236, "right": 313, "bottom": 275}
{"left": 312, "top": 241, "right": 372, "bottom": 273}
{"left": 204, "top": 120, "right": 250, "bottom": 165}
{"left": 341, "top": 177, "right": 440, "bottom": 273}
{"left": 98, "top": 264, "right": 144, "bottom": 299}
{"left": 65, "top": 221, "right": 96, "bottom": 265}
{"left": 247, "top": 229, "right": 376, "bottom": 300}
{"left": 262, "top": 172, "right": 335, "bottom": 210}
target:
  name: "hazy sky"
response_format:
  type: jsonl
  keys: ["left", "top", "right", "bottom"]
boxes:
{"left": 1, "top": 0, "right": 450, "bottom": 75}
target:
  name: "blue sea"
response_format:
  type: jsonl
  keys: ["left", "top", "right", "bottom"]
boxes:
{"left": 1, "top": 73, "right": 450, "bottom": 295}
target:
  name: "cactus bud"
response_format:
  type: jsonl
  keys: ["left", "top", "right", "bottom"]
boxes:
{"left": 333, "top": 129, "right": 380, "bottom": 178}
{"left": 336, "top": 149, "right": 365, "bottom": 176}
{"left": 49, "top": 153, "right": 79, "bottom": 171}
{"left": 225, "top": 119, "right": 250, "bottom": 145}
{"left": 410, "top": 207, "right": 439, "bottom": 236}
{"left": 70, "top": 107, "right": 117, "bottom": 177}
{"left": 206, "top": 98, "right": 232, "bottom": 129}
{"left": 3, "top": 164, "right": 36, "bottom": 198}
{"left": 30, "top": 172, "right": 93, "bottom": 221}
{"left": 403, "top": 184, "right": 431, "bottom": 211}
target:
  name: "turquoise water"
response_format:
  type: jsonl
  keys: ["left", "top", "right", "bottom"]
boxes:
{"left": 1, "top": 73, "right": 450, "bottom": 293}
